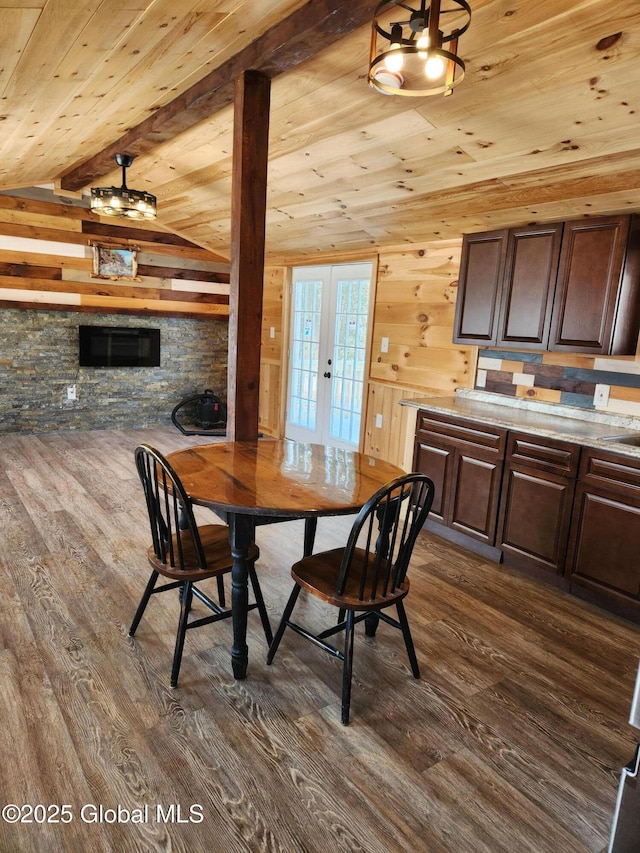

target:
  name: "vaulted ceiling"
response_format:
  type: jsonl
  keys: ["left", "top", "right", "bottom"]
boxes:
{"left": 1, "top": 0, "right": 640, "bottom": 261}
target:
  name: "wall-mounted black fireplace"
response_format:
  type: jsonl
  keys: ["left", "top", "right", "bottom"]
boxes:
{"left": 79, "top": 325, "right": 160, "bottom": 368}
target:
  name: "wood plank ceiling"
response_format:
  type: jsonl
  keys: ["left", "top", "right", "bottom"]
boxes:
{"left": 1, "top": 0, "right": 640, "bottom": 261}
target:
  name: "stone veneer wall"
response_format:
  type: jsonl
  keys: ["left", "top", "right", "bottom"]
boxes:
{"left": 0, "top": 309, "right": 228, "bottom": 433}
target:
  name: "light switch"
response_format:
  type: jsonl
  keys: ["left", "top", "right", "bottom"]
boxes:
{"left": 381, "top": 337, "right": 389, "bottom": 353}
{"left": 269, "top": 326, "right": 275, "bottom": 339}
{"left": 375, "top": 413, "right": 383, "bottom": 428}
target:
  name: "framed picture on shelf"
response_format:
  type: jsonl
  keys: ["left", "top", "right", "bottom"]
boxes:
{"left": 91, "top": 244, "right": 140, "bottom": 281}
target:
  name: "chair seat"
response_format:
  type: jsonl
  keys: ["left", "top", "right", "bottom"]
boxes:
{"left": 148, "top": 523, "right": 259, "bottom": 581}
{"left": 292, "top": 547, "right": 410, "bottom": 611}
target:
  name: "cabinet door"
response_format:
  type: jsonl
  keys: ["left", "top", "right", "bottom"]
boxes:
{"left": 496, "top": 224, "right": 563, "bottom": 349}
{"left": 413, "top": 439, "right": 454, "bottom": 526}
{"left": 566, "top": 483, "right": 640, "bottom": 611}
{"left": 549, "top": 215, "right": 629, "bottom": 352}
{"left": 497, "top": 465, "right": 575, "bottom": 575}
{"left": 453, "top": 230, "right": 508, "bottom": 345}
{"left": 449, "top": 451, "right": 503, "bottom": 545}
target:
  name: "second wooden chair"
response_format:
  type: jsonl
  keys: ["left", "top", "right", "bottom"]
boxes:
{"left": 267, "top": 473, "right": 434, "bottom": 724}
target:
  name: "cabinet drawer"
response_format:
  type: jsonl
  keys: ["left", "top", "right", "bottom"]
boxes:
{"left": 506, "top": 432, "right": 580, "bottom": 478}
{"left": 578, "top": 447, "right": 640, "bottom": 497}
{"left": 416, "top": 411, "right": 507, "bottom": 457}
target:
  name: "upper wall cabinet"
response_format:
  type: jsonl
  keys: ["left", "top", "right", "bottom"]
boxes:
{"left": 549, "top": 216, "right": 637, "bottom": 352}
{"left": 453, "top": 214, "right": 640, "bottom": 355}
{"left": 452, "top": 229, "right": 508, "bottom": 346}
{"left": 498, "top": 223, "right": 563, "bottom": 349}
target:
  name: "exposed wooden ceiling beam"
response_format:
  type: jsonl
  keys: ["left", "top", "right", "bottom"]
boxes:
{"left": 60, "top": 0, "right": 374, "bottom": 192}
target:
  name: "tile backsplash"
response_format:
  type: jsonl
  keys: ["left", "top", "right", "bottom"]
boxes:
{"left": 476, "top": 350, "right": 640, "bottom": 417}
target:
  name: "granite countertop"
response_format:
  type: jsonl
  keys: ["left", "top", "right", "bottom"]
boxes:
{"left": 401, "top": 389, "right": 640, "bottom": 458}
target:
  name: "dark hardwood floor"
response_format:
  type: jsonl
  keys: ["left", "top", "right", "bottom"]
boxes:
{"left": 0, "top": 426, "right": 638, "bottom": 852}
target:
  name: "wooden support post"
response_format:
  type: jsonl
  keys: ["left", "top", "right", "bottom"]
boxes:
{"left": 227, "top": 70, "right": 271, "bottom": 441}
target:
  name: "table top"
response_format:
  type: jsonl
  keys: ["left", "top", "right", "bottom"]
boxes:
{"left": 166, "top": 440, "right": 405, "bottom": 517}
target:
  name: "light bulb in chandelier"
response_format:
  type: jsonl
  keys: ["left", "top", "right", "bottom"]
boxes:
{"left": 425, "top": 53, "right": 445, "bottom": 79}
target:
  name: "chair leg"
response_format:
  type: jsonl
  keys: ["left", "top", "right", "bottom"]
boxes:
{"left": 364, "top": 613, "right": 379, "bottom": 637}
{"left": 266, "top": 584, "right": 301, "bottom": 664}
{"left": 217, "top": 575, "right": 226, "bottom": 608}
{"left": 171, "top": 581, "right": 193, "bottom": 688}
{"left": 341, "top": 610, "right": 355, "bottom": 725}
{"left": 249, "top": 562, "right": 273, "bottom": 645}
{"left": 128, "top": 570, "right": 159, "bottom": 636}
{"left": 396, "top": 600, "right": 419, "bottom": 678}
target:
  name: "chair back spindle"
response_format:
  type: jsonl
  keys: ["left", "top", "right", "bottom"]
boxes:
{"left": 337, "top": 475, "right": 434, "bottom": 601}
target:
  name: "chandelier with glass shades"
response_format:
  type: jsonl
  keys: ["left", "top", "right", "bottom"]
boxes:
{"left": 369, "top": 0, "right": 471, "bottom": 97}
{"left": 90, "top": 153, "right": 157, "bottom": 220}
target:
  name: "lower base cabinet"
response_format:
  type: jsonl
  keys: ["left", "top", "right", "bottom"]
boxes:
{"left": 413, "top": 440, "right": 451, "bottom": 526}
{"left": 414, "top": 410, "right": 640, "bottom": 624}
{"left": 566, "top": 448, "right": 640, "bottom": 622}
{"left": 450, "top": 451, "right": 504, "bottom": 544}
{"left": 413, "top": 411, "right": 506, "bottom": 547}
{"left": 497, "top": 432, "right": 579, "bottom": 580}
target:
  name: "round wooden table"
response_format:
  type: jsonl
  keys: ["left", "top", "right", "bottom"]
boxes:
{"left": 166, "top": 440, "right": 405, "bottom": 678}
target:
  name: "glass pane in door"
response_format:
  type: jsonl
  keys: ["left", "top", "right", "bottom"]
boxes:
{"left": 329, "top": 273, "right": 370, "bottom": 445}
{"left": 288, "top": 278, "right": 322, "bottom": 431}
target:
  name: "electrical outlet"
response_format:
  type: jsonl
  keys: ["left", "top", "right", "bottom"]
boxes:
{"left": 594, "top": 383, "right": 610, "bottom": 407}
{"left": 375, "top": 413, "right": 383, "bottom": 428}
{"left": 67, "top": 385, "right": 76, "bottom": 401}
{"left": 381, "top": 337, "right": 389, "bottom": 353}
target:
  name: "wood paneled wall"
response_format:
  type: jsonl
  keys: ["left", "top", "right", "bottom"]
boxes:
{"left": 371, "top": 239, "right": 472, "bottom": 393}
{"left": 261, "top": 238, "right": 477, "bottom": 465}
{"left": 259, "top": 264, "right": 288, "bottom": 436}
{"left": 362, "top": 383, "right": 424, "bottom": 470}
{"left": 0, "top": 193, "right": 230, "bottom": 318}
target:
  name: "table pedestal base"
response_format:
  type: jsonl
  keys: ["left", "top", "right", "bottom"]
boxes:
{"left": 229, "top": 514, "right": 255, "bottom": 679}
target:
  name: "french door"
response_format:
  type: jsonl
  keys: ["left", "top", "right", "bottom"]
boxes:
{"left": 285, "top": 262, "right": 373, "bottom": 450}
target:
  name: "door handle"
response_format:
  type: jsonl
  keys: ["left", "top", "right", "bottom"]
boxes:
{"left": 323, "top": 371, "right": 331, "bottom": 378}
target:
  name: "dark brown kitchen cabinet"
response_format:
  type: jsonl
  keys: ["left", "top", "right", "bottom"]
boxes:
{"left": 497, "top": 224, "right": 563, "bottom": 348}
{"left": 413, "top": 410, "right": 507, "bottom": 546}
{"left": 566, "top": 447, "right": 640, "bottom": 622}
{"left": 453, "top": 224, "right": 562, "bottom": 348}
{"left": 497, "top": 432, "right": 580, "bottom": 580}
{"left": 413, "top": 439, "right": 452, "bottom": 525}
{"left": 453, "top": 214, "right": 640, "bottom": 355}
{"left": 452, "top": 229, "right": 507, "bottom": 345}
{"left": 549, "top": 216, "right": 639, "bottom": 353}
